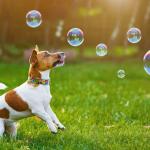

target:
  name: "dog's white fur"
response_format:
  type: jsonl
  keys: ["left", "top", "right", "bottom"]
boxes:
{"left": 0, "top": 52, "right": 65, "bottom": 137}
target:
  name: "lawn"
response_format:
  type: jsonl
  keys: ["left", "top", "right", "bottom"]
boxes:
{"left": 0, "top": 61, "right": 150, "bottom": 150}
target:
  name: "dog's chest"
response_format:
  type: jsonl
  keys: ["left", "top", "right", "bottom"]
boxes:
{"left": 30, "top": 84, "right": 52, "bottom": 103}
{"left": 40, "top": 86, "right": 52, "bottom": 103}
{"left": 16, "top": 83, "right": 52, "bottom": 105}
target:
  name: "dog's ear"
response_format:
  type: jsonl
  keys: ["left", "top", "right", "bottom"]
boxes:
{"left": 29, "top": 50, "right": 38, "bottom": 65}
{"left": 35, "top": 45, "right": 40, "bottom": 52}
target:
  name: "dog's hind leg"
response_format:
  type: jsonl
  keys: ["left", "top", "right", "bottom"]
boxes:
{"left": 0, "top": 119, "right": 5, "bottom": 137}
{"left": 5, "top": 122, "right": 17, "bottom": 138}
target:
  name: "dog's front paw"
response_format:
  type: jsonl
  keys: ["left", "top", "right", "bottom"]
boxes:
{"left": 57, "top": 123, "right": 65, "bottom": 130}
{"left": 50, "top": 126, "right": 58, "bottom": 134}
{"left": 51, "top": 131, "right": 57, "bottom": 134}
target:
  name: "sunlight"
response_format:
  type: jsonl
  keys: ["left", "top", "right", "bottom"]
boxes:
{"left": 107, "top": 0, "right": 132, "bottom": 7}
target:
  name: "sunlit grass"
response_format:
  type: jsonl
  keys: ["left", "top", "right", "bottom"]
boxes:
{"left": 0, "top": 61, "right": 150, "bottom": 149}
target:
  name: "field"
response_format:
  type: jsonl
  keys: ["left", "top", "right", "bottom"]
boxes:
{"left": 0, "top": 61, "right": 150, "bottom": 150}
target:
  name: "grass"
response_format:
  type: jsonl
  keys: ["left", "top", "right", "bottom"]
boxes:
{"left": 0, "top": 61, "right": 150, "bottom": 150}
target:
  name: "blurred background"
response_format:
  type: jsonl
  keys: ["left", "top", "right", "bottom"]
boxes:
{"left": 0, "top": 0, "right": 149, "bottom": 62}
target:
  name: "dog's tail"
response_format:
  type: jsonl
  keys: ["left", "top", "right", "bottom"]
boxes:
{"left": 0, "top": 82, "right": 8, "bottom": 90}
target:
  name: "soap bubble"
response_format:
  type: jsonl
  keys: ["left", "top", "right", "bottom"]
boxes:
{"left": 143, "top": 50, "right": 150, "bottom": 75}
{"left": 96, "top": 43, "right": 108, "bottom": 56}
{"left": 117, "top": 69, "right": 125, "bottom": 79}
{"left": 26, "top": 10, "right": 42, "bottom": 28}
{"left": 127, "top": 27, "right": 141, "bottom": 44}
{"left": 67, "top": 28, "right": 84, "bottom": 47}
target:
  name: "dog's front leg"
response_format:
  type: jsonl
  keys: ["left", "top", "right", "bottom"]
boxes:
{"left": 32, "top": 107, "right": 57, "bottom": 134}
{"left": 45, "top": 105, "right": 65, "bottom": 130}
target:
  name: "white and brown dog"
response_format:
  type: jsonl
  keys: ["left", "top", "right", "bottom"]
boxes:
{"left": 0, "top": 46, "right": 65, "bottom": 137}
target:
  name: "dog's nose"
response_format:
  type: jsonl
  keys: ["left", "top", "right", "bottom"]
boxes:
{"left": 58, "top": 52, "right": 65, "bottom": 59}
{"left": 58, "top": 52, "right": 65, "bottom": 58}
{"left": 60, "top": 52, "right": 65, "bottom": 57}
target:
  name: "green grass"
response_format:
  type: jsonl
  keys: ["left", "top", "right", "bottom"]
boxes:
{"left": 0, "top": 61, "right": 150, "bottom": 150}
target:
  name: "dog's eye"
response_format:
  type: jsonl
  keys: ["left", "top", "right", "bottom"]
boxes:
{"left": 44, "top": 52, "right": 50, "bottom": 57}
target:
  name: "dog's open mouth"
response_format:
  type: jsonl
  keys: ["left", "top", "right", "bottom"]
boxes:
{"left": 53, "top": 55, "right": 65, "bottom": 67}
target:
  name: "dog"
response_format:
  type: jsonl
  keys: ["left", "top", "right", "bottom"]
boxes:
{"left": 0, "top": 46, "right": 65, "bottom": 137}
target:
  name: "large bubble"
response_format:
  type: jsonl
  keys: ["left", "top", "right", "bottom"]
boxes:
{"left": 26, "top": 10, "right": 42, "bottom": 28}
{"left": 96, "top": 43, "right": 108, "bottom": 56}
{"left": 144, "top": 50, "right": 150, "bottom": 75}
{"left": 67, "top": 28, "right": 84, "bottom": 47}
{"left": 127, "top": 27, "right": 141, "bottom": 44}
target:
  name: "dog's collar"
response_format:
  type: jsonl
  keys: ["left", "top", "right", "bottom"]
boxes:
{"left": 27, "top": 77, "right": 49, "bottom": 86}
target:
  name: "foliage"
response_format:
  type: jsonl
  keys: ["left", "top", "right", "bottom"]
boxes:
{"left": 113, "top": 46, "right": 139, "bottom": 57}
{"left": 82, "top": 46, "right": 139, "bottom": 57}
{"left": 1, "top": 44, "right": 23, "bottom": 56}
{"left": 78, "top": 7, "right": 102, "bottom": 17}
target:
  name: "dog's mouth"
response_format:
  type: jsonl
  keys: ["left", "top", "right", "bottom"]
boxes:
{"left": 53, "top": 54, "right": 65, "bottom": 67}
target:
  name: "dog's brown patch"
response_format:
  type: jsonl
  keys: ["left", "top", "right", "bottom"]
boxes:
{"left": 28, "top": 50, "right": 41, "bottom": 79}
{"left": 0, "top": 108, "right": 9, "bottom": 119}
{"left": 28, "top": 65, "right": 41, "bottom": 79}
{"left": 5, "top": 90, "right": 29, "bottom": 112}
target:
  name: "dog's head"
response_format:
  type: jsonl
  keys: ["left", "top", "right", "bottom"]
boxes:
{"left": 29, "top": 46, "right": 65, "bottom": 71}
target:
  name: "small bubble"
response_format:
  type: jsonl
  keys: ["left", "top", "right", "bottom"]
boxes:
{"left": 67, "top": 28, "right": 84, "bottom": 47}
{"left": 96, "top": 43, "right": 108, "bottom": 56}
{"left": 26, "top": 10, "right": 42, "bottom": 28}
{"left": 127, "top": 27, "right": 141, "bottom": 44}
{"left": 143, "top": 50, "right": 150, "bottom": 75}
{"left": 117, "top": 69, "right": 126, "bottom": 79}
